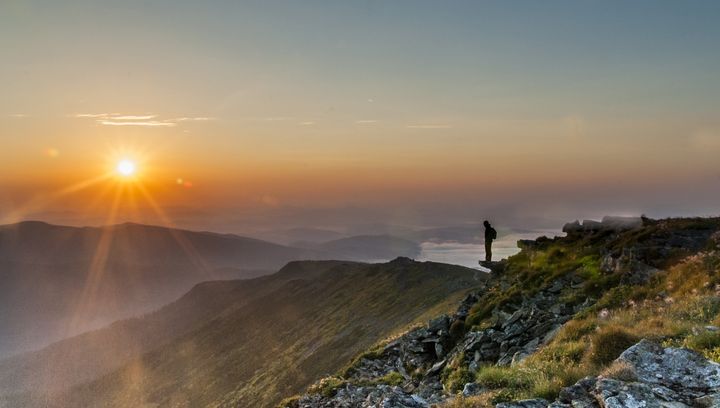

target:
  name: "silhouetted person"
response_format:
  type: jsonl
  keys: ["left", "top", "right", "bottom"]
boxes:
{"left": 483, "top": 220, "right": 497, "bottom": 262}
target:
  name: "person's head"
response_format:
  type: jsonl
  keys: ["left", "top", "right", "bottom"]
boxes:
{"left": 483, "top": 220, "right": 490, "bottom": 227}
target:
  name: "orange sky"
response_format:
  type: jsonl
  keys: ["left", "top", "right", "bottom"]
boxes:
{"left": 2, "top": 2, "right": 720, "bottom": 232}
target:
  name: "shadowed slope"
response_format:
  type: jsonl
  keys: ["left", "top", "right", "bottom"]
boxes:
{"left": 4, "top": 258, "right": 485, "bottom": 408}
{"left": 0, "top": 221, "right": 323, "bottom": 357}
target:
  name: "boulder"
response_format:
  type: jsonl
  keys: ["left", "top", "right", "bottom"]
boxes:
{"left": 428, "top": 315, "right": 450, "bottom": 334}
{"left": 617, "top": 339, "right": 720, "bottom": 398}
{"left": 537, "top": 340, "right": 720, "bottom": 408}
{"left": 496, "top": 399, "right": 549, "bottom": 408}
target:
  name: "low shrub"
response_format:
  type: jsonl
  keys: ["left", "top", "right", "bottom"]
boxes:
{"left": 377, "top": 371, "right": 404, "bottom": 386}
{"left": 307, "top": 376, "right": 345, "bottom": 398}
{"left": 555, "top": 319, "right": 597, "bottom": 342}
{"left": 475, "top": 366, "right": 531, "bottom": 390}
{"left": 601, "top": 360, "right": 637, "bottom": 382}
{"left": 585, "top": 325, "right": 639, "bottom": 367}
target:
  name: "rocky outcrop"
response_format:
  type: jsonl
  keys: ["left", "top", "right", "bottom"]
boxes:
{"left": 285, "top": 272, "right": 584, "bottom": 408}
{"left": 284, "top": 217, "right": 720, "bottom": 408}
{"left": 497, "top": 400, "right": 549, "bottom": 408}
{"left": 562, "top": 216, "right": 643, "bottom": 235}
{"left": 294, "top": 384, "right": 431, "bottom": 408}
{"left": 518, "top": 340, "right": 720, "bottom": 408}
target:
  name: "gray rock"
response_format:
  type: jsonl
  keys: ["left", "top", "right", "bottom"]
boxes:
{"left": 496, "top": 398, "right": 549, "bottom": 408}
{"left": 434, "top": 343, "right": 445, "bottom": 358}
{"left": 594, "top": 378, "right": 664, "bottom": 408}
{"left": 428, "top": 315, "right": 450, "bottom": 333}
{"left": 426, "top": 359, "right": 446, "bottom": 376}
{"left": 618, "top": 339, "right": 720, "bottom": 396}
{"left": 462, "top": 382, "right": 483, "bottom": 397}
{"left": 541, "top": 341, "right": 720, "bottom": 408}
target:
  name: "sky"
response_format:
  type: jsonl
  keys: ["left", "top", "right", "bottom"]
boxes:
{"left": 1, "top": 0, "right": 719, "bottom": 234}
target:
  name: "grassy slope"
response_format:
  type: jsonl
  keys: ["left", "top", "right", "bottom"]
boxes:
{"left": 0, "top": 261, "right": 348, "bottom": 397}
{"left": 25, "top": 259, "right": 484, "bottom": 408}
{"left": 442, "top": 217, "right": 720, "bottom": 406}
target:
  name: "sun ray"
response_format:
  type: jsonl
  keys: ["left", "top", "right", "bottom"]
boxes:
{"left": 1, "top": 173, "right": 113, "bottom": 224}
{"left": 64, "top": 184, "right": 123, "bottom": 337}
{"left": 136, "top": 182, "right": 216, "bottom": 281}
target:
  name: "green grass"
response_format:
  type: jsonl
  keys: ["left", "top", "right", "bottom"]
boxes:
{"left": 585, "top": 325, "right": 640, "bottom": 366}
{"left": 455, "top": 219, "right": 720, "bottom": 404}
{"left": 442, "top": 353, "right": 474, "bottom": 393}
{"left": 307, "top": 376, "right": 346, "bottom": 398}
{"left": 377, "top": 371, "right": 405, "bottom": 386}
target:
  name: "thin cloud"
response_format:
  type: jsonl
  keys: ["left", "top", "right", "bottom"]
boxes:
{"left": 99, "top": 120, "right": 176, "bottom": 127}
{"left": 355, "top": 120, "right": 378, "bottom": 124}
{"left": 8, "top": 113, "right": 29, "bottom": 118}
{"left": 172, "top": 117, "right": 216, "bottom": 122}
{"left": 406, "top": 124, "right": 452, "bottom": 129}
{"left": 73, "top": 113, "right": 115, "bottom": 118}
{"left": 110, "top": 115, "right": 157, "bottom": 120}
{"left": 299, "top": 121, "right": 315, "bottom": 126}
{"left": 72, "top": 113, "right": 215, "bottom": 127}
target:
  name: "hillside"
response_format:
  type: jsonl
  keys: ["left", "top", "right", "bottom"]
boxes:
{"left": 283, "top": 216, "right": 720, "bottom": 407}
{"left": 0, "top": 221, "right": 326, "bottom": 357}
{"left": 0, "top": 261, "right": 346, "bottom": 397}
{"left": 0, "top": 258, "right": 485, "bottom": 408}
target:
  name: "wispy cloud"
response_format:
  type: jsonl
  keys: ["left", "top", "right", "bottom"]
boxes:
{"left": 98, "top": 120, "right": 177, "bottom": 127}
{"left": 355, "top": 120, "right": 378, "bottom": 124}
{"left": 8, "top": 113, "right": 29, "bottom": 118}
{"left": 72, "top": 113, "right": 215, "bottom": 127}
{"left": 299, "top": 121, "right": 315, "bottom": 126}
{"left": 172, "top": 116, "right": 216, "bottom": 122}
{"left": 406, "top": 124, "right": 453, "bottom": 129}
{"left": 72, "top": 113, "right": 116, "bottom": 118}
{"left": 110, "top": 115, "right": 157, "bottom": 120}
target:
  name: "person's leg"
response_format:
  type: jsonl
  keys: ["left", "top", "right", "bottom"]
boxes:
{"left": 485, "top": 240, "right": 492, "bottom": 262}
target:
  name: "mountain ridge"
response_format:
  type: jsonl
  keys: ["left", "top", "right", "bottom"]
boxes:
{"left": 0, "top": 220, "right": 424, "bottom": 358}
{"left": 282, "top": 216, "right": 720, "bottom": 407}
{"left": 0, "top": 258, "right": 486, "bottom": 408}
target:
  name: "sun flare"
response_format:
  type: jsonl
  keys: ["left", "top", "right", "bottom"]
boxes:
{"left": 116, "top": 159, "right": 137, "bottom": 177}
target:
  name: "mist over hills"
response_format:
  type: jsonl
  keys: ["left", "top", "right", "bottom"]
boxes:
{"left": 0, "top": 221, "right": 419, "bottom": 357}
{"left": 0, "top": 258, "right": 484, "bottom": 408}
{"left": 303, "top": 235, "right": 422, "bottom": 261}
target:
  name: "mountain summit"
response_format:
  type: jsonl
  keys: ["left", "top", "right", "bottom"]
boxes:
{"left": 284, "top": 217, "right": 720, "bottom": 407}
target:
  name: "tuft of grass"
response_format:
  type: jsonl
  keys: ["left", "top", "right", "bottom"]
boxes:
{"left": 439, "top": 393, "right": 497, "bottom": 408}
{"left": 276, "top": 396, "right": 300, "bottom": 408}
{"left": 533, "top": 340, "right": 586, "bottom": 364}
{"left": 585, "top": 325, "right": 639, "bottom": 367}
{"left": 449, "top": 319, "right": 466, "bottom": 340}
{"left": 681, "top": 330, "right": 720, "bottom": 361}
{"left": 555, "top": 318, "right": 597, "bottom": 343}
{"left": 475, "top": 366, "right": 531, "bottom": 390}
{"left": 442, "top": 353, "right": 474, "bottom": 393}
{"left": 307, "top": 376, "right": 345, "bottom": 398}
{"left": 601, "top": 361, "right": 637, "bottom": 382}
{"left": 340, "top": 345, "right": 385, "bottom": 378}
{"left": 376, "top": 371, "right": 405, "bottom": 386}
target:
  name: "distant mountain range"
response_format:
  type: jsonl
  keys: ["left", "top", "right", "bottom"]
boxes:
{"left": 0, "top": 221, "right": 420, "bottom": 357}
{"left": 0, "top": 258, "right": 484, "bottom": 408}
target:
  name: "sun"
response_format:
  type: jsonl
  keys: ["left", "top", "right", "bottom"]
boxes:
{"left": 116, "top": 159, "right": 137, "bottom": 177}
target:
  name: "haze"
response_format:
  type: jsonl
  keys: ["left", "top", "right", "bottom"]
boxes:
{"left": 2, "top": 0, "right": 720, "bottom": 234}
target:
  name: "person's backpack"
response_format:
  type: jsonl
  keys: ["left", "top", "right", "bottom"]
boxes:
{"left": 489, "top": 227, "right": 497, "bottom": 240}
